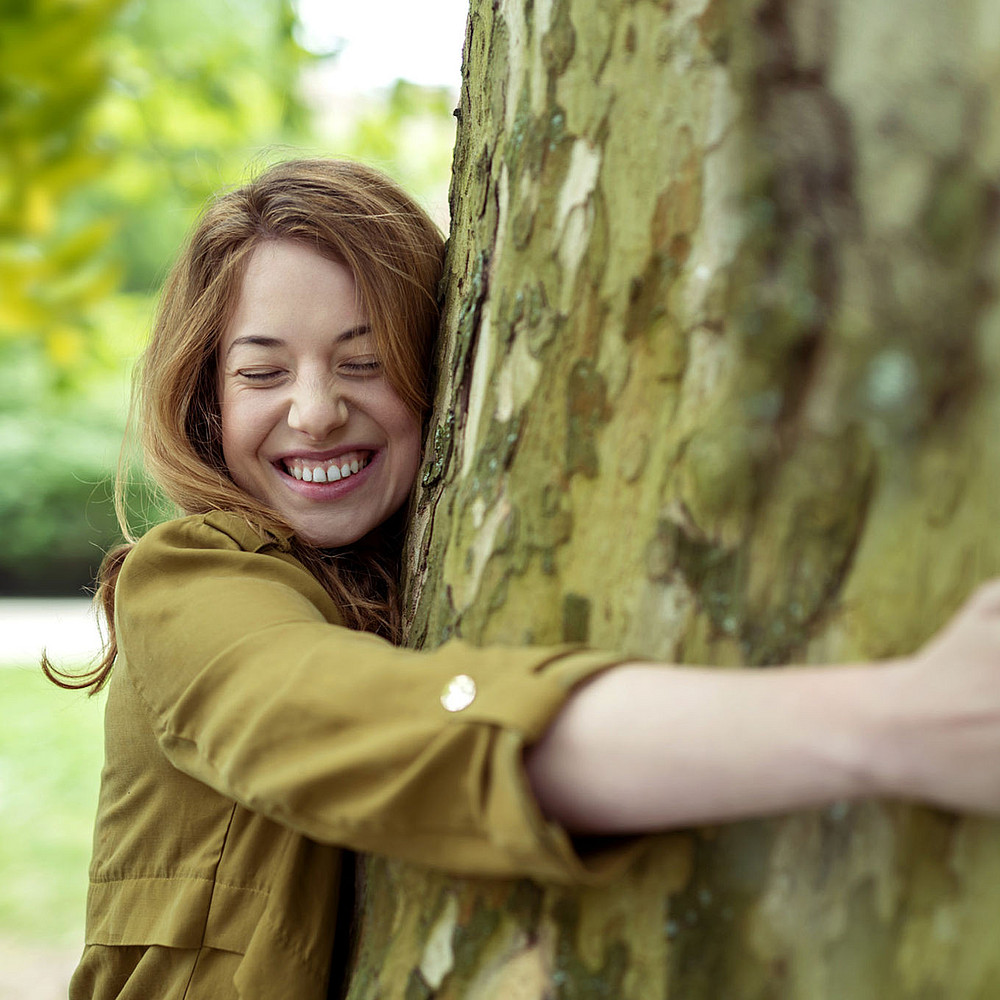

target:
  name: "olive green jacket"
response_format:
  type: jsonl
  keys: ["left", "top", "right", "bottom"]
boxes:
{"left": 70, "top": 512, "right": 631, "bottom": 999}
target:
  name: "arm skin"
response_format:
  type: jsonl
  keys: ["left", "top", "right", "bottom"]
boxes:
{"left": 527, "top": 581, "right": 1000, "bottom": 833}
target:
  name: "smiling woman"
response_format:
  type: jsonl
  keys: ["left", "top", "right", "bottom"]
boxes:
{"left": 42, "top": 158, "right": 1000, "bottom": 1000}
{"left": 219, "top": 242, "right": 421, "bottom": 548}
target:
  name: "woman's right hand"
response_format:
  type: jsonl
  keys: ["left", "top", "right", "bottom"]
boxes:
{"left": 871, "top": 579, "right": 1000, "bottom": 816}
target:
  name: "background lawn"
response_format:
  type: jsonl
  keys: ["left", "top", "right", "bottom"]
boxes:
{"left": 0, "top": 663, "right": 105, "bottom": 997}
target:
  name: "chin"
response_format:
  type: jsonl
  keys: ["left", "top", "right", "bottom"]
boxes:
{"left": 298, "top": 528, "right": 366, "bottom": 549}
{"left": 295, "top": 516, "right": 386, "bottom": 550}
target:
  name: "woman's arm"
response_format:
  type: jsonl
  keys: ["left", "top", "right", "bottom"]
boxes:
{"left": 527, "top": 581, "right": 1000, "bottom": 832}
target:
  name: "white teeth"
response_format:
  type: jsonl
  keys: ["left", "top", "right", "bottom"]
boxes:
{"left": 285, "top": 453, "right": 370, "bottom": 483}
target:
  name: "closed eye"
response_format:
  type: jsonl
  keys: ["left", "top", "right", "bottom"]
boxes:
{"left": 234, "top": 369, "right": 284, "bottom": 383}
{"left": 341, "top": 358, "right": 381, "bottom": 375}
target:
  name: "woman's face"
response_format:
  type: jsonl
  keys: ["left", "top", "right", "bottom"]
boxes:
{"left": 218, "top": 240, "right": 421, "bottom": 548}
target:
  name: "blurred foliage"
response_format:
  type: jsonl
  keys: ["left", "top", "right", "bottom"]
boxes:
{"left": 0, "top": 0, "right": 459, "bottom": 595}
{"left": 0, "top": 0, "right": 128, "bottom": 353}
{"left": 85, "top": 0, "right": 314, "bottom": 294}
{"left": 0, "top": 295, "right": 171, "bottom": 595}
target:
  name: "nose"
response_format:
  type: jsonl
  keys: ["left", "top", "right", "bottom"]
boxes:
{"left": 287, "top": 377, "right": 349, "bottom": 440}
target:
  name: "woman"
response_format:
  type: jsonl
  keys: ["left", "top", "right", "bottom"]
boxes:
{"left": 49, "top": 158, "right": 1000, "bottom": 999}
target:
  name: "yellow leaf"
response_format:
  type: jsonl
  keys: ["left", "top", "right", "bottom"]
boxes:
{"left": 45, "top": 325, "right": 85, "bottom": 366}
{"left": 25, "top": 184, "right": 55, "bottom": 237}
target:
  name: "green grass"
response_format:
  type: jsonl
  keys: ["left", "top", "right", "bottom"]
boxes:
{"left": 0, "top": 666, "right": 105, "bottom": 949}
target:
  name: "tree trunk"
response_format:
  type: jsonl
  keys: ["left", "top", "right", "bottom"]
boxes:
{"left": 347, "top": 0, "right": 1000, "bottom": 996}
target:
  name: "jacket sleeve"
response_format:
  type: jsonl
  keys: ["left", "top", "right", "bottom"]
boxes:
{"left": 114, "top": 513, "right": 641, "bottom": 884}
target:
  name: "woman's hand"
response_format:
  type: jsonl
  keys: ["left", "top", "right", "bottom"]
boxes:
{"left": 871, "top": 580, "right": 1000, "bottom": 816}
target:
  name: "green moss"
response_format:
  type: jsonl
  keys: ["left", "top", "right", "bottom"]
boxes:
{"left": 515, "top": 475, "right": 573, "bottom": 563}
{"left": 742, "top": 427, "right": 875, "bottom": 664}
{"left": 450, "top": 896, "right": 503, "bottom": 973}
{"left": 548, "top": 104, "right": 570, "bottom": 153}
{"left": 696, "top": 0, "right": 733, "bottom": 64}
{"left": 404, "top": 968, "right": 433, "bottom": 1000}
{"left": 679, "top": 422, "right": 757, "bottom": 532}
{"left": 503, "top": 87, "right": 537, "bottom": 177}
{"left": 667, "top": 824, "right": 776, "bottom": 998}
{"left": 456, "top": 250, "right": 489, "bottom": 347}
{"left": 468, "top": 413, "right": 525, "bottom": 504}
{"left": 673, "top": 527, "right": 744, "bottom": 640}
{"left": 506, "top": 879, "right": 545, "bottom": 926}
{"left": 645, "top": 519, "right": 678, "bottom": 583}
{"left": 485, "top": 4, "right": 511, "bottom": 136}
{"left": 542, "top": 1, "right": 576, "bottom": 77}
{"left": 921, "top": 164, "right": 991, "bottom": 260}
{"left": 566, "top": 358, "right": 609, "bottom": 478}
{"left": 552, "top": 895, "right": 630, "bottom": 999}
{"left": 623, "top": 250, "right": 678, "bottom": 342}
{"left": 421, "top": 410, "right": 455, "bottom": 488}
{"left": 512, "top": 203, "right": 536, "bottom": 249}
{"left": 562, "top": 592, "right": 592, "bottom": 642}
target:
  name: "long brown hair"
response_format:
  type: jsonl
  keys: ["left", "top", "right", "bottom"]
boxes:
{"left": 44, "top": 159, "right": 444, "bottom": 693}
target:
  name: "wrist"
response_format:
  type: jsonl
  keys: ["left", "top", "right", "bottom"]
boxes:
{"left": 854, "top": 655, "right": 922, "bottom": 803}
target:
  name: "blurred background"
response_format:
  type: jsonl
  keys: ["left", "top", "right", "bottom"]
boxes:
{"left": 0, "top": 0, "right": 463, "bottom": 993}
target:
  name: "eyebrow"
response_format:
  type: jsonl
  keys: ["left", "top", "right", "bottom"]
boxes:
{"left": 225, "top": 324, "right": 373, "bottom": 358}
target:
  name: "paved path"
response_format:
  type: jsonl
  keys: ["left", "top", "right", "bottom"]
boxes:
{"left": 0, "top": 937, "right": 79, "bottom": 1000}
{"left": 0, "top": 598, "right": 102, "bottom": 666}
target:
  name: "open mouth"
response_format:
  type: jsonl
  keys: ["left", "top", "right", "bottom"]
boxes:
{"left": 281, "top": 451, "right": 373, "bottom": 483}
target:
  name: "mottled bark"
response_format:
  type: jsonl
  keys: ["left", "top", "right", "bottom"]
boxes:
{"left": 347, "top": 0, "right": 1000, "bottom": 996}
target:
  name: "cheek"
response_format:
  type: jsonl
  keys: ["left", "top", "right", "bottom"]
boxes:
{"left": 393, "top": 410, "right": 423, "bottom": 487}
{"left": 219, "top": 422, "right": 239, "bottom": 477}
{"left": 219, "top": 392, "right": 265, "bottom": 475}
{"left": 218, "top": 395, "right": 240, "bottom": 465}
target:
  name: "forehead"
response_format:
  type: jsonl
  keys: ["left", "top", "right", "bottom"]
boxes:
{"left": 221, "top": 240, "right": 365, "bottom": 352}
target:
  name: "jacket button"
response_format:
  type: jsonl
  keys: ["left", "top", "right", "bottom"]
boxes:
{"left": 441, "top": 674, "right": 477, "bottom": 712}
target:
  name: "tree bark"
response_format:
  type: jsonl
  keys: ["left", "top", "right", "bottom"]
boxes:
{"left": 347, "top": 0, "right": 1000, "bottom": 996}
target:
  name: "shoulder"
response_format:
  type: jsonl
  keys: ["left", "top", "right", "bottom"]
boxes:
{"left": 118, "top": 512, "right": 341, "bottom": 625}
{"left": 134, "top": 511, "right": 294, "bottom": 558}
{"left": 120, "top": 511, "right": 308, "bottom": 596}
